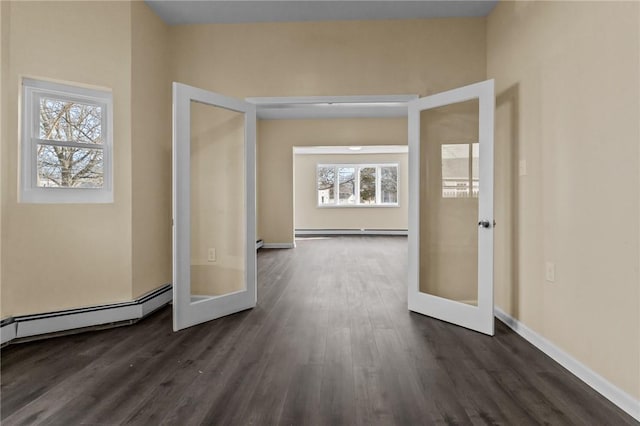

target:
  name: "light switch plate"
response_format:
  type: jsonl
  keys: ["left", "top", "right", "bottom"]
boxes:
{"left": 545, "top": 262, "right": 555, "bottom": 282}
{"left": 519, "top": 160, "right": 527, "bottom": 176}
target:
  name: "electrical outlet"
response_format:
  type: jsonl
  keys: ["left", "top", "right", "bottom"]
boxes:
{"left": 545, "top": 262, "right": 555, "bottom": 282}
{"left": 207, "top": 248, "right": 216, "bottom": 262}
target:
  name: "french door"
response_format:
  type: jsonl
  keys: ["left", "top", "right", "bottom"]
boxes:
{"left": 408, "top": 80, "right": 495, "bottom": 335}
{"left": 172, "top": 82, "right": 257, "bottom": 331}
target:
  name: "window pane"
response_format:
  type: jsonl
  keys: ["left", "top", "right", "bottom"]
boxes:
{"left": 37, "top": 144, "right": 103, "bottom": 188}
{"left": 359, "top": 167, "right": 376, "bottom": 204}
{"left": 39, "top": 98, "right": 103, "bottom": 144}
{"left": 338, "top": 167, "right": 356, "bottom": 205}
{"left": 441, "top": 144, "right": 470, "bottom": 198}
{"left": 190, "top": 101, "right": 246, "bottom": 299}
{"left": 421, "top": 99, "right": 479, "bottom": 306}
{"left": 380, "top": 166, "right": 398, "bottom": 203}
{"left": 317, "top": 166, "right": 336, "bottom": 205}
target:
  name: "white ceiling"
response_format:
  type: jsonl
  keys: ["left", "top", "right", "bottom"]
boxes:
{"left": 145, "top": 0, "right": 499, "bottom": 26}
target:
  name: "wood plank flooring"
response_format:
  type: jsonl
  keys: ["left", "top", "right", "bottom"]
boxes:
{"left": 1, "top": 236, "right": 637, "bottom": 425}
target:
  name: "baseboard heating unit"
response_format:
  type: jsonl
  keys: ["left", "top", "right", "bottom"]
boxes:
{"left": 1, "top": 284, "right": 172, "bottom": 346}
{"left": 295, "top": 229, "right": 408, "bottom": 237}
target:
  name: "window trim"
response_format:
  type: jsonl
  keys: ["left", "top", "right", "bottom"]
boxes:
{"left": 316, "top": 163, "right": 400, "bottom": 208}
{"left": 20, "top": 78, "right": 113, "bottom": 203}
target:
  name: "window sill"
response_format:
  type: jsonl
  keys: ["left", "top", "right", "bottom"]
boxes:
{"left": 20, "top": 188, "right": 114, "bottom": 204}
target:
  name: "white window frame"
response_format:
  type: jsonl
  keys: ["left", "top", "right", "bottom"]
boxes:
{"left": 20, "top": 78, "right": 113, "bottom": 203}
{"left": 316, "top": 163, "right": 399, "bottom": 208}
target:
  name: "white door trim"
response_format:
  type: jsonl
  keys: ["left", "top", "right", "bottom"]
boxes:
{"left": 246, "top": 94, "right": 418, "bottom": 119}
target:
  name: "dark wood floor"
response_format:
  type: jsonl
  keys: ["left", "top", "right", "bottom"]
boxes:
{"left": 1, "top": 236, "right": 636, "bottom": 425}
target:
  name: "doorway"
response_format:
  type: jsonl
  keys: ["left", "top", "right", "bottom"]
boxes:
{"left": 293, "top": 145, "right": 408, "bottom": 238}
{"left": 172, "top": 81, "right": 495, "bottom": 334}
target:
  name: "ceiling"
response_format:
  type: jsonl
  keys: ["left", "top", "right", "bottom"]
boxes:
{"left": 145, "top": 0, "right": 499, "bottom": 26}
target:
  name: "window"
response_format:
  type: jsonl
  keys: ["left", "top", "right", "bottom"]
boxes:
{"left": 338, "top": 167, "right": 356, "bottom": 205}
{"left": 441, "top": 143, "right": 479, "bottom": 198}
{"left": 359, "top": 167, "right": 376, "bottom": 204}
{"left": 317, "top": 164, "right": 399, "bottom": 207}
{"left": 317, "top": 166, "right": 336, "bottom": 204}
{"left": 380, "top": 165, "right": 398, "bottom": 203}
{"left": 20, "top": 78, "right": 113, "bottom": 203}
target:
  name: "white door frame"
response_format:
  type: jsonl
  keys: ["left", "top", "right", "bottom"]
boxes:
{"left": 247, "top": 94, "right": 418, "bottom": 120}
{"left": 172, "top": 82, "right": 257, "bottom": 331}
{"left": 407, "top": 79, "right": 495, "bottom": 335}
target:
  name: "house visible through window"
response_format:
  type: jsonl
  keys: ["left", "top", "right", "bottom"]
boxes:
{"left": 441, "top": 143, "right": 479, "bottom": 198}
{"left": 20, "top": 78, "right": 113, "bottom": 203}
{"left": 317, "top": 164, "right": 399, "bottom": 207}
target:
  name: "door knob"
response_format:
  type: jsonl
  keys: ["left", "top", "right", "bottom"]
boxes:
{"left": 478, "top": 220, "right": 492, "bottom": 228}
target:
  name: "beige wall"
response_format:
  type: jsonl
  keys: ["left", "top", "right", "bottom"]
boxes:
{"left": 131, "top": 1, "right": 172, "bottom": 298}
{"left": 1, "top": 1, "right": 171, "bottom": 317}
{"left": 488, "top": 1, "right": 640, "bottom": 399}
{"left": 169, "top": 18, "right": 486, "bottom": 99}
{"left": 1, "top": 1, "right": 133, "bottom": 316}
{"left": 259, "top": 119, "right": 409, "bottom": 243}
{"left": 294, "top": 152, "right": 408, "bottom": 230}
{"left": 169, "top": 18, "right": 486, "bottom": 243}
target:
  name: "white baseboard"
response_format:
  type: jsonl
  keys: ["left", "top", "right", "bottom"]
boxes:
{"left": 1, "top": 284, "right": 172, "bottom": 345}
{"left": 295, "top": 229, "right": 408, "bottom": 236}
{"left": 1, "top": 319, "right": 17, "bottom": 345}
{"left": 494, "top": 307, "right": 640, "bottom": 422}
{"left": 261, "top": 242, "right": 296, "bottom": 249}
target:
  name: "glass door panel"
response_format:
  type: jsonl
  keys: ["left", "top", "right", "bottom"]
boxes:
{"left": 173, "top": 83, "right": 256, "bottom": 331}
{"left": 420, "top": 99, "right": 479, "bottom": 306}
{"left": 408, "top": 80, "right": 494, "bottom": 335}
{"left": 190, "top": 101, "right": 246, "bottom": 301}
